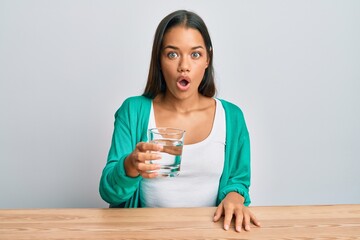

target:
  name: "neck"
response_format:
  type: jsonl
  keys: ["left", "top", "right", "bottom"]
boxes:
{"left": 155, "top": 93, "right": 205, "bottom": 113}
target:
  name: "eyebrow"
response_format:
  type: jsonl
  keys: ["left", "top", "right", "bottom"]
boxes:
{"left": 163, "top": 45, "right": 205, "bottom": 50}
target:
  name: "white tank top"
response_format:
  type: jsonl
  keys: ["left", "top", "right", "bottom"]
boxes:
{"left": 140, "top": 98, "right": 225, "bottom": 207}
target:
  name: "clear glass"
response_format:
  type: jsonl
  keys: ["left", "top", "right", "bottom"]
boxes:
{"left": 147, "top": 127, "right": 185, "bottom": 177}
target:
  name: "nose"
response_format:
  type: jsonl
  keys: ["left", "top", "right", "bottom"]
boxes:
{"left": 177, "top": 57, "right": 190, "bottom": 72}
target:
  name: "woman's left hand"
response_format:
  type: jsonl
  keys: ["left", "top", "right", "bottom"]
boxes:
{"left": 213, "top": 192, "right": 261, "bottom": 232}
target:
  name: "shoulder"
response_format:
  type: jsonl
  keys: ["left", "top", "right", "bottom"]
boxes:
{"left": 217, "top": 98, "right": 249, "bottom": 137}
{"left": 115, "top": 95, "right": 152, "bottom": 117}
{"left": 217, "top": 98, "right": 244, "bottom": 118}
{"left": 122, "top": 95, "right": 152, "bottom": 106}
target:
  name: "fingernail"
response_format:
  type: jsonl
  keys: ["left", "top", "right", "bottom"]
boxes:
{"left": 236, "top": 226, "right": 241, "bottom": 232}
{"left": 224, "top": 224, "right": 229, "bottom": 231}
{"left": 245, "top": 225, "right": 251, "bottom": 231}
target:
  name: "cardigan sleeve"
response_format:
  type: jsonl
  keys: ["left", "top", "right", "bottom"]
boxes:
{"left": 217, "top": 99, "right": 251, "bottom": 206}
{"left": 99, "top": 97, "right": 145, "bottom": 206}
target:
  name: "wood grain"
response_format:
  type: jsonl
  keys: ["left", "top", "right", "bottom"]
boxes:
{"left": 1, "top": 205, "right": 359, "bottom": 239}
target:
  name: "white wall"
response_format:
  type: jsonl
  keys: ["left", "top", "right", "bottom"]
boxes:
{"left": 1, "top": 0, "right": 359, "bottom": 208}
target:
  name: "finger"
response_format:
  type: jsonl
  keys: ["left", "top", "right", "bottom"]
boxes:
{"left": 250, "top": 212, "right": 261, "bottom": 227}
{"left": 137, "top": 142, "right": 163, "bottom": 152}
{"left": 162, "top": 145, "right": 182, "bottom": 155}
{"left": 137, "top": 162, "right": 161, "bottom": 172}
{"left": 243, "top": 210, "right": 251, "bottom": 231}
{"left": 139, "top": 171, "right": 158, "bottom": 179}
{"left": 234, "top": 211, "right": 244, "bottom": 232}
{"left": 213, "top": 203, "right": 223, "bottom": 222}
{"left": 136, "top": 152, "right": 162, "bottom": 162}
{"left": 223, "top": 207, "right": 234, "bottom": 231}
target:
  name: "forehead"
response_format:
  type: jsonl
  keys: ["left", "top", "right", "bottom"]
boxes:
{"left": 162, "top": 26, "right": 206, "bottom": 47}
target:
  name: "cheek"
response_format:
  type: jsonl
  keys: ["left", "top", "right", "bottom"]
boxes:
{"left": 199, "top": 59, "right": 209, "bottom": 69}
{"left": 160, "top": 62, "right": 176, "bottom": 83}
{"left": 196, "top": 62, "right": 208, "bottom": 74}
{"left": 161, "top": 60, "right": 177, "bottom": 72}
{"left": 160, "top": 63, "right": 170, "bottom": 76}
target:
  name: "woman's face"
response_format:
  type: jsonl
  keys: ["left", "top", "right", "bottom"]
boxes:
{"left": 160, "top": 25, "right": 209, "bottom": 100}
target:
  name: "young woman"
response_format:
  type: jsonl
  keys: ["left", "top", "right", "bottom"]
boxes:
{"left": 99, "top": 10, "right": 260, "bottom": 232}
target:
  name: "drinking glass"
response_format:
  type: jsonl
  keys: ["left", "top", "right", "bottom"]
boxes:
{"left": 147, "top": 127, "right": 185, "bottom": 177}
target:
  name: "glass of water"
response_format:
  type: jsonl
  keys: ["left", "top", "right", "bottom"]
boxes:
{"left": 147, "top": 127, "right": 185, "bottom": 177}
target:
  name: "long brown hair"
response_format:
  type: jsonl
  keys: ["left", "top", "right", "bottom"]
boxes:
{"left": 143, "top": 10, "right": 216, "bottom": 99}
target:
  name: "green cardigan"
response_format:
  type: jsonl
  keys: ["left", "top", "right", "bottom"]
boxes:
{"left": 99, "top": 96, "right": 251, "bottom": 207}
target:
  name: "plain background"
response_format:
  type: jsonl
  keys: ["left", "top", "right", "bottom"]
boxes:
{"left": 1, "top": 0, "right": 359, "bottom": 208}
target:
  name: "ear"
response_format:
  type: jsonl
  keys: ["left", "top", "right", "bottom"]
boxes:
{"left": 205, "top": 47, "right": 211, "bottom": 69}
{"left": 205, "top": 55, "right": 209, "bottom": 68}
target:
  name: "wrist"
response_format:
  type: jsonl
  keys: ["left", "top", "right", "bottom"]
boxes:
{"left": 227, "top": 192, "right": 245, "bottom": 204}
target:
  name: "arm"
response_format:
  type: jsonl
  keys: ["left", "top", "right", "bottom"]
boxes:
{"left": 99, "top": 101, "right": 142, "bottom": 206}
{"left": 100, "top": 96, "right": 164, "bottom": 207}
{"left": 218, "top": 130, "right": 251, "bottom": 206}
{"left": 217, "top": 99, "right": 251, "bottom": 206}
{"left": 214, "top": 99, "right": 259, "bottom": 231}
{"left": 214, "top": 131, "right": 259, "bottom": 232}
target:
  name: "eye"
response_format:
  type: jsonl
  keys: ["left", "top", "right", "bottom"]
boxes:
{"left": 191, "top": 52, "right": 201, "bottom": 59}
{"left": 167, "top": 52, "right": 178, "bottom": 59}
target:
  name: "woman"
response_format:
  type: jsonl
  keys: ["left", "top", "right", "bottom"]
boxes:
{"left": 99, "top": 10, "right": 260, "bottom": 232}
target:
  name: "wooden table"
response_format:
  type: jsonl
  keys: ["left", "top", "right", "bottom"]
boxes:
{"left": 1, "top": 205, "right": 359, "bottom": 239}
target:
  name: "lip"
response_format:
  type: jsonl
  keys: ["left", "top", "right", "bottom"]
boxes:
{"left": 176, "top": 75, "right": 191, "bottom": 91}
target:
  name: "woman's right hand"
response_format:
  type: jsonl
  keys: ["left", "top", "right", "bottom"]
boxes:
{"left": 124, "top": 142, "right": 163, "bottom": 178}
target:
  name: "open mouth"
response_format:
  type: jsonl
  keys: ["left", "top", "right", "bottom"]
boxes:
{"left": 177, "top": 77, "right": 191, "bottom": 91}
{"left": 179, "top": 79, "right": 189, "bottom": 86}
